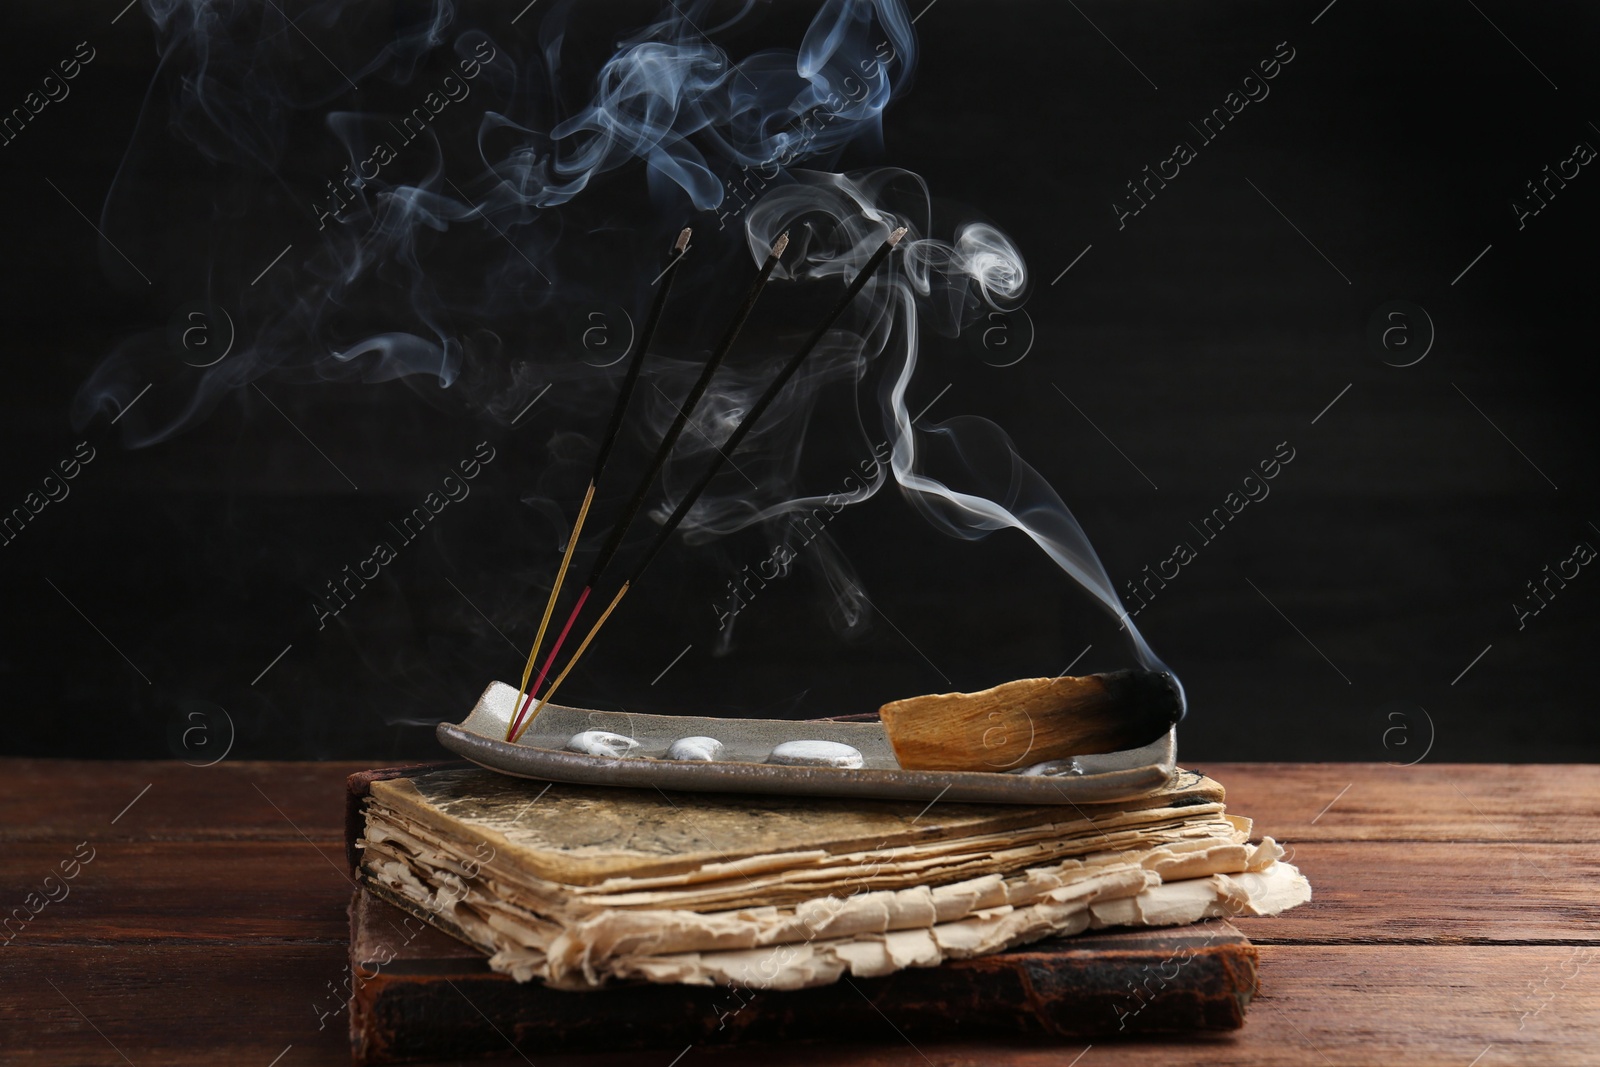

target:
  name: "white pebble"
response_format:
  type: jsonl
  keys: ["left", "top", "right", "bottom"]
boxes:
{"left": 767, "top": 740, "right": 865, "bottom": 769}
{"left": 666, "top": 736, "right": 725, "bottom": 761}
{"left": 565, "top": 730, "right": 639, "bottom": 758}
{"left": 1011, "top": 758, "right": 1085, "bottom": 777}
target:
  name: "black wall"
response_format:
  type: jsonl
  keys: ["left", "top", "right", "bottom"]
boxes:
{"left": 2, "top": 0, "right": 1596, "bottom": 763}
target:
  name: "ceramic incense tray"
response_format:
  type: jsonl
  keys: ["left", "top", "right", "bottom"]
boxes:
{"left": 437, "top": 681, "right": 1178, "bottom": 805}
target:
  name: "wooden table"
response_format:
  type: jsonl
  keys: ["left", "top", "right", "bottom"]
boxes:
{"left": 2, "top": 761, "right": 1596, "bottom": 1066}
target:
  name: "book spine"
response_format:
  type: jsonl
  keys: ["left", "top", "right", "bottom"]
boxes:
{"left": 344, "top": 762, "right": 471, "bottom": 872}
{"left": 349, "top": 937, "right": 1256, "bottom": 1062}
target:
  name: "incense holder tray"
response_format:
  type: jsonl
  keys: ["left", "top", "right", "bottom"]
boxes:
{"left": 437, "top": 682, "right": 1177, "bottom": 805}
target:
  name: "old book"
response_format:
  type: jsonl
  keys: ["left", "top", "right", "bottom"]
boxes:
{"left": 347, "top": 887, "right": 1261, "bottom": 1064}
{"left": 349, "top": 764, "right": 1308, "bottom": 990}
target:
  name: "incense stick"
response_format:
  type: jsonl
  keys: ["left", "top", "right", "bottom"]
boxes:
{"left": 509, "top": 582, "right": 631, "bottom": 743}
{"left": 631, "top": 227, "right": 907, "bottom": 582}
{"left": 504, "top": 483, "right": 594, "bottom": 739}
{"left": 508, "top": 233, "right": 789, "bottom": 734}
{"left": 510, "top": 226, "right": 906, "bottom": 739}
{"left": 586, "top": 232, "right": 790, "bottom": 587}
{"left": 505, "top": 229, "right": 690, "bottom": 741}
{"left": 589, "top": 227, "right": 693, "bottom": 484}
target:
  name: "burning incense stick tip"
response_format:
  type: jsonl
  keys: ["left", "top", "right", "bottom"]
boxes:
{"left": 675, "top": 227, "right": 692, "bottom": 252}
{"left": 772, "top": 232, "right": 790, "bottom": 257}
{"left": 888, "top": 226, "right": 909, "bottom": 246}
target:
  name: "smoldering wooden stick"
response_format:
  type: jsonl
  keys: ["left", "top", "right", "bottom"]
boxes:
{"left": 877, "top": 669, "right": 1183, "bottom": 772}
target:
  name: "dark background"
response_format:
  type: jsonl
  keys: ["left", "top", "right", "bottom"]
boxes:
{"left": 2, "top": 0, "right": 1596, "bottom": 763}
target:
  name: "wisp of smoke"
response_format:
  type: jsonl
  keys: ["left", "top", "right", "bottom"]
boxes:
{"left": 75, "top": 0, "right": 1178, "bottom": 709}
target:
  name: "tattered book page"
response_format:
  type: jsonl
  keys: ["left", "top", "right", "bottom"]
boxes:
{"left": 357, "top": 767, "right": 1308, "bottom": 990}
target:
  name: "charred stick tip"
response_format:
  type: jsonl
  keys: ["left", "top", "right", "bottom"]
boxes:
{"left": 674, "top": 227, "right": 692, "bottom": 252}
{"left": 888, "top": 225, "right": 909, "bottom": 247}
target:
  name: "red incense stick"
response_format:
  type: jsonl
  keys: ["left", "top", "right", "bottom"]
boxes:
{"left": 510, "top": 225, "right": 906, "bottom": 743}
{"left": 506, "top": 233, "right": 787, "bottom": 739}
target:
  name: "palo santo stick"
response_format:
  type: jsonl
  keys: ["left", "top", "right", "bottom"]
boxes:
{"left": 877, "top": 669, "right": 1183, "bottom": 772}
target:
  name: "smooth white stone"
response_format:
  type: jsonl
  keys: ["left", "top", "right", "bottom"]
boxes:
{"left": 565, "top": 730, "right": 639, "bottom": 758}
{"left": 1011, "top": 758, "right": 1085, "bottom": 777}
{"left": 666, "top": 736, "right": 725, "bottom": 761}
{"left": 767, "top": 739, "right": 864, "bottom": 769}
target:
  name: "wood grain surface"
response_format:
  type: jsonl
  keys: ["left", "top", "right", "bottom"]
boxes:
{"left": 1, "top": 760, "right": 1597, "bottom": 1066}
